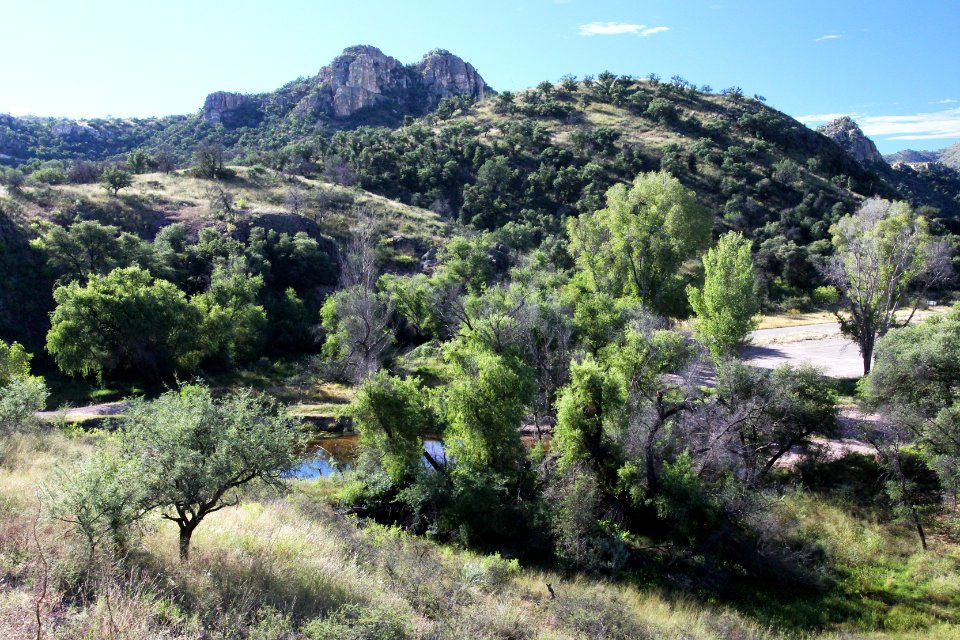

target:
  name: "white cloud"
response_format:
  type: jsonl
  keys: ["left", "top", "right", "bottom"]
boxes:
{"left": 930, "top": 98, "right": 957, "bottom": 104}
{"left": 798, "top": 108, "right": 960, "bottom": 141}
{"left": 578, "top": 22, "right": 669, "bottom": 37}
{"left": 860, "top": 108, "right": 960, "bottom": 141}
{"left": 815, "top": 34, "right": 841, "bottom": 41}
{"left": 797, "top": 112, "right": 859, "bottom": 124}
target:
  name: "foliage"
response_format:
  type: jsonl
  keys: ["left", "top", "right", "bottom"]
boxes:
{"left": 567, "top": 171, "right": 711, "bottom": 313}
{"left": 30, "top": 220, "right": 147, "bottom": 283}
{"left": 191, "top": 259, "right": 268, "bottom": 366}
{"left": 0, "top": 340, "right": 32, "bottom": 386}
{"left": 350, "top": 371, "right": 436, "bottom": 482}
{"left": 122, "top": 384, "right": 306, "bottom": 560}
{"left": 100, "top": 165, "right": 133, "bottom": 195}
{"left": 828, "top": 198, "right": 950, "bottom": 373}
{"left": 46, "top": 266, "right": 207, "bottom": 380}
{"left": 687, "top": 231, "right": 759, "bottom": 359}
{"left": 0, "top": 374, "right": 48, "bottom": 434}
{"left": 47, "top": 447, "right": 147, "bottom": 557}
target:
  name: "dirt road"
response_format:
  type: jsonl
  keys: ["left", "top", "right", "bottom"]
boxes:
{"left": 744, "top": 323, "right": 866, "bottom": 378}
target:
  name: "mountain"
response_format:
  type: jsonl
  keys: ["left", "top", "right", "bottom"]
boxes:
{"left": 202, "top": 45, "right": 491, "bottom": 127}
{"left": 885, "top": 140, "right": 960, "bottom": 172}
{"left": 885, "top": 148, "right": 942, "bottom": 164}
{"left": 0, "top": 46, "right": 490, "bottom": 165}
{"left": 816, "top": 117, "right": 885, "bottom": 167}
{"left": 943, "top": 141, "right": 960, "bottom": 171}
{"left": 2, "top": 46, "right": 958, "bottom": 233}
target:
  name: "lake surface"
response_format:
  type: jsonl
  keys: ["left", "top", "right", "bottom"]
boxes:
{"left": 290, "top": 434, "right": 546, "bottom": 479}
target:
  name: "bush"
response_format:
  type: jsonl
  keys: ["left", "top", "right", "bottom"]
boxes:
{"left": 28, "top": 166, "right": 68, "bottom": 185}
{"left": 303, "top": 604, "right": 412, "bottom": 640}
{"left": 812, "top": 285, "right": 840, "bottom": 307}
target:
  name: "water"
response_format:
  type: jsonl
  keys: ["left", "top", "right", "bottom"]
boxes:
{"left": 290, "top": 434, "right": 547, "bottom": 480}
{"left": 290, "top": 435, "right": 447, "bottom": 479}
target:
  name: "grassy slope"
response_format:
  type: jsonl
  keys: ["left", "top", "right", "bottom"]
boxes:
{"left": 2, "top": 430, "right": 960, "bottom": 639}
{"left": 12, "top": 167, "right": 446, "bottom": 245}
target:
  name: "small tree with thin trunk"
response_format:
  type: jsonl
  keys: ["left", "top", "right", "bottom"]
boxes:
{"left": 122, "top": 384, "right": 305, "bottom": 561}
{"left": 827, "top": 198, "right": 951, "bottom": 374}
{"left": 100, "top": 166, "right": 132, "bottom": 196}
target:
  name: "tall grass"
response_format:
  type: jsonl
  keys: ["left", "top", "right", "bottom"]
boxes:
{"left": 1, "top": 430, "right": 959, "bottom": 638}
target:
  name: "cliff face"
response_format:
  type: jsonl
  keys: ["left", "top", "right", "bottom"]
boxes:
{"left": 817, "top": 117, "right": 885, "bottom": 168}
{"left": 202, "top": 46, "right": 492, "bottom": 127}
{"left": 203, "top": 91, "right": 259, "bottom": 126}
{"left": 415, "top": 49, "right": 488, "bottom": 106}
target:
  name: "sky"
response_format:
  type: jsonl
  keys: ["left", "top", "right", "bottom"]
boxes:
{"left": 2, "top": 0, "right": 958, "bottom": 154}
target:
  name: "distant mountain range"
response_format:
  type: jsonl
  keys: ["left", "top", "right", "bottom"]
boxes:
{"left": 885, "top": 141, "right": 960, "bottom": 171}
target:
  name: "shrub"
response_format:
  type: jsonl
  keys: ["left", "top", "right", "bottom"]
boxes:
{"left": 812, "top": 285, "right": 840, "bottom": 307}
{"left": 28, "top": 166, "right": 68, "bottom": 185}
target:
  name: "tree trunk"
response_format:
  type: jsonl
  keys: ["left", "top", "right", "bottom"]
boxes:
{"left": 861, "top": 338, "right": 874, "bottom": 375}
{"left": 178, "top": 526, "right": 194, "bottom": 562}
{"left": 911, "top": 505, "right": 928, "bottom": 551}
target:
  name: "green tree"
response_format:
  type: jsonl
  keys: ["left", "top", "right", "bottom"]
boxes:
{"left": 687, "top": 231, "right": 759, "bottom": 360}
{"left": 567, "top": 171, "right": 711, "bottom": 312}
{"left": 192, "top": 259, "right": 268, "bottom": 365}
{"left": 0, "top": 341, "right": 47, "bottom": 436}
{"left": 122, "top": 385, "right": 305, "bottom": 561}
{"left": 100, "top": 166, "right": 133, "bottom": 195}
{"left": 553, "top": 355, "right": 626, "bottom": 478}
{"left": 828, "top": 198, "right": 950, "bottom": 374}
{"left": 127, "top": 148, "right": 154, "bottom": 174}
{"left": 47, "top": 448, "right": 147, "bottom": 559}
{"left": 46, "top": 266, "right": 207, "bottom": 381}
{"left": 443, "top": 348, "right": 533, "bottom": 476}
{"left": 30, "top": 220, "right": 146, "bottom": 283}
{"left": 0, "top": 340, "right": 32, "bottom": 386}
{"left": 350, "top": 371, "right": 441, "bottom": 482}
{"left": 866, "top": 306, "right": 960, "bottom": 533}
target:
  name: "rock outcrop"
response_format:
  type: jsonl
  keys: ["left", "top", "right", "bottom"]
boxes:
{"left": 51, "top": 121, "right": 100, "bottom": 138}
{"left": 817, "top": 117, "right": 885, "bottom": 168}
{"left": 415, "top": 49, "right": 488, "bottom": 106}
{"left": 203, "top": 91, "right": 260, "bottom": 127}
{"left": 203, "top": 45, "right": 492, "bottom": 128}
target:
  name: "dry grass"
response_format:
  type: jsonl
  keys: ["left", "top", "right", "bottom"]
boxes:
{"left": 2, "top": 429, "right": 960, "bottom": 638}
{"left": 18, "top": 166, "right": 447, "bottom": 247}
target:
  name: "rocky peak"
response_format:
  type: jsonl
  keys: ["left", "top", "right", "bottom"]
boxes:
{"left": 202, "top": 45, "right": 492, "bottom": 127}
{"left": 415, "top": 49, "right": 489, "bottom": 106}
{"left": 817, "top": 116, "right": 885, "bottom": 168}
{"left": 313, "top": 45, "right": 409, "bottom": 117}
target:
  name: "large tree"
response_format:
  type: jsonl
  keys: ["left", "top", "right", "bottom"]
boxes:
{"left": 567, "top": 171, "right": 711, "bottom": 313}
{"left": 687, "top": 231, "right": 759, "bottom": 360}
{"left": 828, "top": 198, "right": 951, "bottom": 374}
{"left": 46, "top": 266, "right": 207, "bottom": 381}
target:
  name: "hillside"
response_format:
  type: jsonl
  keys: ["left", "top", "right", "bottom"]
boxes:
{"left": 0, "top": 166, "right": 445, "bottom": 356}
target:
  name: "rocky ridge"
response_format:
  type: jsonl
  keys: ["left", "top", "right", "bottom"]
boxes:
{"left": 817, "top": 117, "right": 885, "bottom": 168}
{"left": 202, "top": 45, "right": 492, "bottom": 127}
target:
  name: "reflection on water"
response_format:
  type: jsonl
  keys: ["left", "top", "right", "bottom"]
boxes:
{"left": 290, "top": 435, "right": 447, "bottom": 479}
{"left": 290, "top": 434, "right": 547, "bottom": 479}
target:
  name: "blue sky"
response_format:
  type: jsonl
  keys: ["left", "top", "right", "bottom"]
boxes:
{"left": 2, "top": 0, "right": 958, "bottom": 153}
